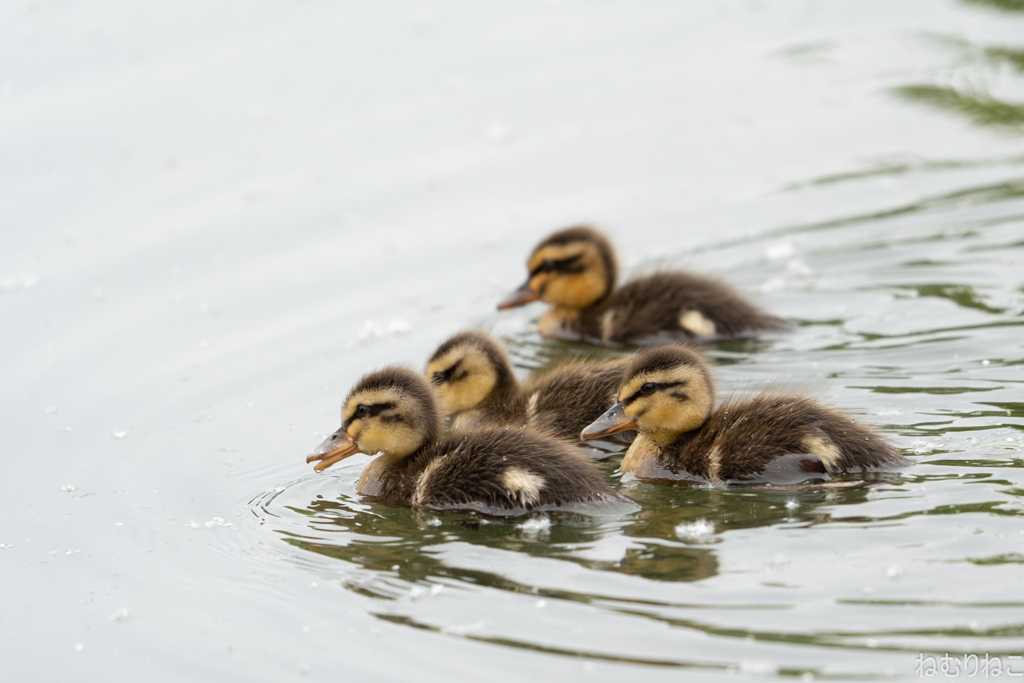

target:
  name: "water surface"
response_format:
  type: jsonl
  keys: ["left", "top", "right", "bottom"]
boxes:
{"left": 3, "top": 1, "right": 1024, "bottom": 680}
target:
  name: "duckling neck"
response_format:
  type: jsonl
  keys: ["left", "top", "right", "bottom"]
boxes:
{"left": 539, "top": 307, "right": 583, "bottom": 342}
{"left": 621, "top": 431, "right": 707, "bottom": 482}
{"left": 662, "top": 430, "right": 726, "bottom": 482}
{"left": 573, "top": 297, "right": 623, "bottom": 345}
{"left": 621, "top": 435, "right": 666, "bottom": 479}
{"left": 474, "top": 366, "right": 526, "bottom": 425}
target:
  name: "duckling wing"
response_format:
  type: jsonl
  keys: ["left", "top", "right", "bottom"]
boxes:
{"left": 695, "top": 393, "right": 907, "bottom": 481}
{"left": 583, "top": 272, "right": 787, "bottom": 345}
{"left": 411, "top": 430, "right": 623, "bottom": 514}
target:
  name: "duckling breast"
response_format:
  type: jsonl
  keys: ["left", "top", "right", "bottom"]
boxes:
{"left": 621, "top": 436, "right": 666, "bottom": 478}
{"left": 538, "top": 308, "right": 581, "bottom": 342}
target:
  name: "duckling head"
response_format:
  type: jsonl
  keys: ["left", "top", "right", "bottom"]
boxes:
{"left": 498, "top": 225, "right": 618, "bottom": 311}
{"left": 424, "top": 331, "right": 516, "bottom": 416}
{"left": 581, "top": 345, "right": 715, "bottom": 446}
{"left": 307, "top": 366, "right": 440, "bottom": 472}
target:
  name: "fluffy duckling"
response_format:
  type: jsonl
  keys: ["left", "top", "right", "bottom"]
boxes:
{"left": 580, "top": 345, "right": 908, "bottom": 484}
{"left": 306, "top": 366, "right": 627, "bottom": 513}
{"left": 424, "top": 330, "right": 631, "bottom": 443}
{"left": 498, "top": 225, "right": 787, "bottom": 346}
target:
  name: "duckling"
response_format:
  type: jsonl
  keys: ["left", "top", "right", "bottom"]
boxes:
{"left": 306, "top": 366, "right": 628, "bottom": 513}
{"left": 580, "top": 345, "right": 908, "bottom": 484}
{"left": 425, "top": 330, "right": 631, "bottom": 443}
{"left": 498, "top": 225, "right": 787, "bottom": 346}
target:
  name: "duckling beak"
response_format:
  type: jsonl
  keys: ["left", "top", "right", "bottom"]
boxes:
{"left": 580, "top": 403, "right": 637, "bottom": 440}
{"left": 306, "top": 427, "right": 362, "bottom": 473}
{"left": 497, "top": 279, "right": 540, "bottom": 310}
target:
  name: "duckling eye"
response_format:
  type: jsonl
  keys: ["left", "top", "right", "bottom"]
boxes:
{"left": 541, "top": 259, "right": 556, "bottom": 272}
{"left": 355, "top": 404, "right": 370, "bottom": 418}
{"left": 432, "top": 371, "right": 446, "bottom": 383}
{"left": 640, "top": 382, "right": 656, "bottom": 395}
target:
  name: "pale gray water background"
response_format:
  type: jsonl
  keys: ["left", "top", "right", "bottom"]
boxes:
{"left": 3, "top": 1, "right": 1024, "bottom": 680}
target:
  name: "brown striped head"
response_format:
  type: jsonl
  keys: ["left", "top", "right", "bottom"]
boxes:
{"left": 424, "top": 331, "right": 515, "bottom": 416}
{"left": 307, "top": 367, "right": 440, "bottom": 472}
{"left": 498, "top": 225, "right": 618, "bottom": 311}
{"left": 581, "top": 345, "right": 715, "bottom": 446}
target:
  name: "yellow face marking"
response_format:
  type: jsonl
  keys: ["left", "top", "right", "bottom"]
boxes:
{"left": 343, "top": 388, "right": 423, "bottom": 459}
{"left": 527, "top": 242, "right": 608, "bottom": 308}
{"left": 618, "top": 367, "right": 713, "bottom": 445}
{"left": 341, "top": 389, "right": 393, "bottom": 424}
{"left": 425, "top": 345, "right": 498, "bottom": 415}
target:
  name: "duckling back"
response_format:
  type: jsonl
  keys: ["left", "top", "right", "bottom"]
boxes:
{"left": 580, "top": 272, "right": 788, "bottom": 346}
{"left": 411, "top": 428, "right": 626, "bottom": 513}
{"left": 658, "top": 392, "right": 908, "bottom": 482}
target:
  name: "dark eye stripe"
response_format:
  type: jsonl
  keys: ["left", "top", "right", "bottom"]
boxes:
{"left": 343, "top": 401, "right": 396, "bottom": 429}
{"left": 622, "top": 381, "right": 685, "bottom": 407}
{"left": 529, "top": 254, "right": 582, "bottom": 277}
{"left": 431, "top": 359, "right": 462, "bottom": 386}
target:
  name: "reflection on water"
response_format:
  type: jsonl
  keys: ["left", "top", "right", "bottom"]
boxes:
{"left": 986, "top": 46, "right": 1024, "bottom": 72}
{"left": 896, "top": 17, "right": 1024, "bottom": 131}
{"left": 963, "top": 0, "right": 1024, "bottom": 13}
{"left": 895, "top": 85, "right": 1024, "bottom": 129}
{"left": 782, "top": 177, "right": 1024, "bottom": 234}
{"left": 896, "top": 283, "right": 1006, "bottom": 315}
{"left": 250, "top": 451, "right": 1024, "bottom": 671}
{"left": 779, "top": 153, "right": 1024, "bottom": 192}
{"left": 252, "top": 471, "right": 925, "bottom": 674}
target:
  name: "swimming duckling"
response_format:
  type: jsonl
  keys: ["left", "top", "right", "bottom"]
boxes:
{"left": 306, "top": 366, "right": 627, "bottom": 513}
{"left": 498, "top": 225, "right": 787, "bottom": 346}
{"left": 424, "top": 330, "right": 631, "bottom": 443}
{"left": 580, "top": 345, "right": 908, "bottom": 484}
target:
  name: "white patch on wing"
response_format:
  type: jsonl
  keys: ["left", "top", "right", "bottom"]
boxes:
{"left": 802, "top": 436, "right": 842, "bottom": 471}
{"left": 600, "top": 309, "right": 616, "bottom": 343}
{"left": 502, "top": 467, "right": 545, "bottom": 507}
{"left": 526, "top": 392, "right": 539, "bottom": 419}
{"left": 705, "top": 445, "right": 722, "bottom": 482}
{"left": 679, "top": 310, "right": 716, "bottom": 337}
{"left": 412, "top": 459, "right": 444, "bottom": 507}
